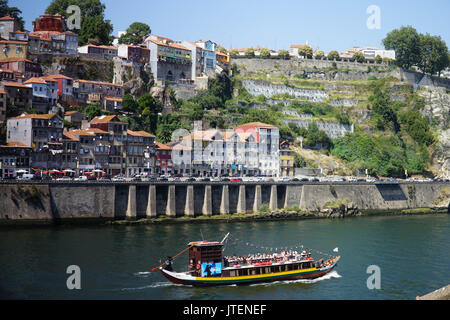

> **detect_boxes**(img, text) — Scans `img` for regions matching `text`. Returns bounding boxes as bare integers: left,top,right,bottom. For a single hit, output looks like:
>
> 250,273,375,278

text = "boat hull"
160,256,340,287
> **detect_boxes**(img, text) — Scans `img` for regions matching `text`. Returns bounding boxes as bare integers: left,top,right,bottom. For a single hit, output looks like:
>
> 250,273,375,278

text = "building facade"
145,35,192,82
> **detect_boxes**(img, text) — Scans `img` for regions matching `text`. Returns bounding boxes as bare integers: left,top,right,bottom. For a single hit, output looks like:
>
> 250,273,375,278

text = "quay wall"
0,182,448,224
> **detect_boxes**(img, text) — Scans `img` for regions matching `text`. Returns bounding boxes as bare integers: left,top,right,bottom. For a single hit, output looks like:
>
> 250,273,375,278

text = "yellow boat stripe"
196,267,319,281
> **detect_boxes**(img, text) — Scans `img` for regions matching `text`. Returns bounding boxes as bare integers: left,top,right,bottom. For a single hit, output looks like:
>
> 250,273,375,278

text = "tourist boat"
152,235,340,287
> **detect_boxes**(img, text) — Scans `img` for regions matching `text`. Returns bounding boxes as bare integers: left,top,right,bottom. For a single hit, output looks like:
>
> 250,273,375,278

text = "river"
0,214,448,300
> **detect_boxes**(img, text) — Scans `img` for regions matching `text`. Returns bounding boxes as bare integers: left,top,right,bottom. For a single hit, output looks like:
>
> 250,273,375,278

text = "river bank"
1,206,447,228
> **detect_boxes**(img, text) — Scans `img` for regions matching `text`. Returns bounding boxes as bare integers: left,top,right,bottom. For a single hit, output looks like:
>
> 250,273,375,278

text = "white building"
173,122,280,177
341,46,395,60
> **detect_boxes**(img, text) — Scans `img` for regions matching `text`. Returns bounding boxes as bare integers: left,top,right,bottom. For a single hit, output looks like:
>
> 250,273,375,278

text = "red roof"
41,74,73,81
0,16,15,21
127,130,155,137
0,141,31,148
90,115,123,124
10,113,56,120
155,142,171,150
0,57,36,64
2,81,31,89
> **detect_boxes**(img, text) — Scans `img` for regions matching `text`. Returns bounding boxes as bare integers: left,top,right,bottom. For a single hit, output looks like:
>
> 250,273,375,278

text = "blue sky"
9,0,450,52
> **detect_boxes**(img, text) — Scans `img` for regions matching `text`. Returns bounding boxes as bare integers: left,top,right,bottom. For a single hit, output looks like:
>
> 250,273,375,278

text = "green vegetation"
331,79,433,177
46,0,113,45
0,0,24,30
297,45,313,58
352,52,366,63
324,198,350,209
84,103,103,120
383,26,449,75
277,50,290,60
244,47,255,58
259,48,271,58
118,22,151,45
327,51,340,61
314,50,324,59
258,204,270,213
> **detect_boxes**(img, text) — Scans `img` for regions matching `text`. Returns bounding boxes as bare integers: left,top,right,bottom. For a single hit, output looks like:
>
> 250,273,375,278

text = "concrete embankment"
0,182,448,226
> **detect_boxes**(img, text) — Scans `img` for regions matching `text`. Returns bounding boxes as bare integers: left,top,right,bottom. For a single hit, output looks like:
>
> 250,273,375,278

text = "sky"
9,0,450,53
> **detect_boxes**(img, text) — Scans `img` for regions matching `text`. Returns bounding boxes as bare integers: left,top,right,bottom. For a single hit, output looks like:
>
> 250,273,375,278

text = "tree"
278,50,290,60
314,50,324,59
417,33,449,76
244,47,255,58
186,102,204,121
374,55,383,64
121,94,138,113
217,46,227,54
368,80,399,133
298,45,313,58
0,0,24,30
294,153,306,168
382,26,421,69
156,114,181,144
84,103,102,120
229,49,239,58
118,22,151,45
137,93,162,115
352,51,366,63
327,50,340,61
259,48,271,59
46,0,113,45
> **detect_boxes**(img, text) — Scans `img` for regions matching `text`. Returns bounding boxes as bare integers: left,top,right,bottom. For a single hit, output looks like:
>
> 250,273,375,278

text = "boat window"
271,266,277,273
230,270,236,277
280,265,286,272
293,264,298,270
265,267,271,274
239,269,248,276
250,269,256,275
255,268,261,275
287,264,293,271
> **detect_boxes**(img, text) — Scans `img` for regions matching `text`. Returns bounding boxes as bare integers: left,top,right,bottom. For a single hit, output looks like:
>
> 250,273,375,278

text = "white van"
17,174,34,180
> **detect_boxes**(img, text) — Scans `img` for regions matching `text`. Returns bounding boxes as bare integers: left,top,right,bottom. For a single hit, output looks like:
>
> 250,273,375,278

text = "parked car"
87,176,97,181
230,178,242,182
185,177,196,182
56,176,73,181
98,177,111,182
17,174,34,181
74,176,88,181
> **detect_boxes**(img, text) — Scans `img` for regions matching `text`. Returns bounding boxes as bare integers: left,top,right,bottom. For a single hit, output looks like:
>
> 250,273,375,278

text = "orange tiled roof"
24,77,47,85
41,74,73,81
0,57,35,64
155,142,171,150
104,97,122,102
90,115,123,124
64,111,80,115
127,130,155,137
10,113,56,120
1,141,31,148
63,132,79,141
85,128,109,135
2,81,32,89
0,16,14,21
0,40,27,45
235,122,277,129
77,79,122,87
